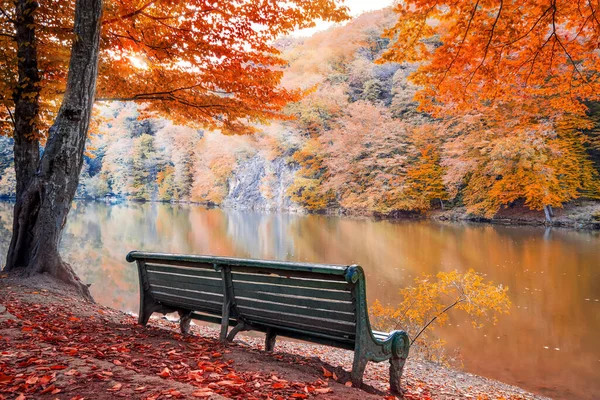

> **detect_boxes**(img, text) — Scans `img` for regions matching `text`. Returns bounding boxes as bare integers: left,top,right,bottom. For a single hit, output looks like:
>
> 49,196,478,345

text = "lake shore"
0,276,547,400
2,196,599,229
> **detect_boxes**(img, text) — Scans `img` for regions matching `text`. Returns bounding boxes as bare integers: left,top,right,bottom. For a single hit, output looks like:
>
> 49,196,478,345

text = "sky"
292,0,394,37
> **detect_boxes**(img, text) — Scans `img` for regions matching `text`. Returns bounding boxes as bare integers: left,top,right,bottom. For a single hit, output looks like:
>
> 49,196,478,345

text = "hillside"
0,9,599,225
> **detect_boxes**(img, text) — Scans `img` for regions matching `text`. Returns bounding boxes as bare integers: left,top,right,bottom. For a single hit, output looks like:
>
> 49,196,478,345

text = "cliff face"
222,155,300,212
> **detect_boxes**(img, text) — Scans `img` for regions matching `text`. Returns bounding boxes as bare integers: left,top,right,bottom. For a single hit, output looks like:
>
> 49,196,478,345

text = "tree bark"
543,204,554,223
6,0,42,270
4,0,103,300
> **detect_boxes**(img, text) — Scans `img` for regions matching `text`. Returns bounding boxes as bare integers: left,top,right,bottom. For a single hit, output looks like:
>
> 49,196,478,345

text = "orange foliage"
0,0,350,137
370,270,511,363
380,0,600,215
320,101,407,213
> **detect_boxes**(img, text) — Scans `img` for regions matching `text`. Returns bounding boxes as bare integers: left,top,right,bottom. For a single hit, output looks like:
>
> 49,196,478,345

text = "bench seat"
127,251,409,393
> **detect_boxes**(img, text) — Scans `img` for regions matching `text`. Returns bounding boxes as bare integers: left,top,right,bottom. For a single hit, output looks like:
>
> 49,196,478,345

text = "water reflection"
0,201,598,399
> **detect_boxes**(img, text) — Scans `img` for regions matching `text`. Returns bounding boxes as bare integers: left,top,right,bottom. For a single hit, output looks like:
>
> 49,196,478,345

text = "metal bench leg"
138,291,161,326
389,355,406,394
226,321,247,342
265,328,277,352
178,310,193,334
350,352,368,388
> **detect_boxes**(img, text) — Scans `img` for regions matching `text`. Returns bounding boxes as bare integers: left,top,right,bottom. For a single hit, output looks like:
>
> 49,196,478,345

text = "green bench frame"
126,251,409,392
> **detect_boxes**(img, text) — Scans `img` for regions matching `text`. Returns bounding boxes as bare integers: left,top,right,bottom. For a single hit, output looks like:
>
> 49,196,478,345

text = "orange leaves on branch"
378,0,600,216
370,269,511,363
1,0,351,138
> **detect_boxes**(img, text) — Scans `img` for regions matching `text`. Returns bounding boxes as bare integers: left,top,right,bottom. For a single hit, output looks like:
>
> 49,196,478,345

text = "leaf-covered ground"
0,279,546,400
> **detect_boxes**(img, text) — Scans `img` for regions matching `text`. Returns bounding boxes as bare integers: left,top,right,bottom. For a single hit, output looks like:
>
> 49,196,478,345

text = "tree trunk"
543,205,554,224
6,0,42,270
4,0,103,300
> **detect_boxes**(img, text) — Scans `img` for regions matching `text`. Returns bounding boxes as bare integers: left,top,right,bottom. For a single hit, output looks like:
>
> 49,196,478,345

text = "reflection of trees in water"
0,202,13,267
223,210,298,260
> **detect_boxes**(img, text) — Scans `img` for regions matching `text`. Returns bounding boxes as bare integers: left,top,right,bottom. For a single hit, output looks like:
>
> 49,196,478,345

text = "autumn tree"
370,270,511,363
320,101,407,213
380,0,600,220
0,0,349,296
402,127,448,212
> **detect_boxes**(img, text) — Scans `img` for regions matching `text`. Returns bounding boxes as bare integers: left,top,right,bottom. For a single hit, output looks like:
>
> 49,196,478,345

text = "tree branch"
410,297,465,346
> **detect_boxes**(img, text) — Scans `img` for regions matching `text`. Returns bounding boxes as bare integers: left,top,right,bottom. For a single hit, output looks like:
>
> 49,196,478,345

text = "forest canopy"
0,5,599,221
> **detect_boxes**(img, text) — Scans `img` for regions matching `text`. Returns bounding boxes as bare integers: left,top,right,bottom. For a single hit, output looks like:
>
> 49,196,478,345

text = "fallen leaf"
321,366,332,378
40,384,57,394
192,389,214,398
158,367,171,378
108,383,122,392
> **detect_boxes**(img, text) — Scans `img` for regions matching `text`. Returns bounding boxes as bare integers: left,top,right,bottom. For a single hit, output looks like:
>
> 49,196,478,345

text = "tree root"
53,260,94,302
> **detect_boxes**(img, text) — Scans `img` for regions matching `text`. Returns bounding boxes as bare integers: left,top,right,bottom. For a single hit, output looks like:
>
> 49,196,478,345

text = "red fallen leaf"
314,387,332,394
332,372,338,381
64,369,80,376
69,317,80,322
39,375,53,384
272,382,287,389
21,327,33,332
321,367,332,378
167,389,183,398
0,372,13,383
108,383,122,392
15,394,25,400
113,360,122,366
192,388,214,398
40,384,57,394
25,376,38,385
211,352,222,358
50,365,67,370
344,381,352,387
134,386,147,392
291,394,308,399
158,367,171,378
51,387,61,394
215,380,238,386
101,371,113,377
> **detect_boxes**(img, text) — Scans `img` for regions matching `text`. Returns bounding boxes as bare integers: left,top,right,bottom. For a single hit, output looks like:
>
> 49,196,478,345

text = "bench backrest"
128,252,360,345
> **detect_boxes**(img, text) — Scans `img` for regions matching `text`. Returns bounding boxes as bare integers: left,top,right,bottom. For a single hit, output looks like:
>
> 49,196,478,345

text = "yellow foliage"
370,270,511,363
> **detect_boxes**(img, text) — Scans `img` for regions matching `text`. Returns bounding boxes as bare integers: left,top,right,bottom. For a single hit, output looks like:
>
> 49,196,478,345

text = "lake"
0,201,598,399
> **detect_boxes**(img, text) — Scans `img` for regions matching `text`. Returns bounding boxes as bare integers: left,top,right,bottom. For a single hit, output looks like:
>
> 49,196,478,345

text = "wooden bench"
126,251,410,392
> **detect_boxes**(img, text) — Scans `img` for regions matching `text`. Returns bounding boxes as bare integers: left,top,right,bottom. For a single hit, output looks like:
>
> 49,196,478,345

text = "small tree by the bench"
370,269,511,365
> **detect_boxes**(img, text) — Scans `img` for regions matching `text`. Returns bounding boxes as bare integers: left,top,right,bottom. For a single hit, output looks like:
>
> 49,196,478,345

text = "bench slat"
237,304,355,334
146,263,221,279
148,276,223,295
152,286,222,304
232,272,350,291
235,298,356,323
144,259,218,270
234,289,355,313
147,270,223,289
232,281,352,302
231,265,347,282
153,292,222,312
237,308,356,338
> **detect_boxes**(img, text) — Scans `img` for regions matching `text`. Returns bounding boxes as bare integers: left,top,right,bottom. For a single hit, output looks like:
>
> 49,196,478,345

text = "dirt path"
0,278,547,399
